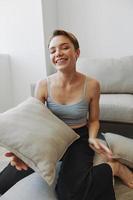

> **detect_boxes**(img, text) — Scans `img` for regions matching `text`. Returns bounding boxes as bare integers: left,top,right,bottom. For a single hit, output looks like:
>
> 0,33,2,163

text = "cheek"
50,55,54,63
70,53,77,62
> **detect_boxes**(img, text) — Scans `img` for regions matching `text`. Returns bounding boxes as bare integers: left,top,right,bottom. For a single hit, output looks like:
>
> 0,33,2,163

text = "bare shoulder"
86,76,100,97
89,77,100,90
34,79,48,102
36,79,47,88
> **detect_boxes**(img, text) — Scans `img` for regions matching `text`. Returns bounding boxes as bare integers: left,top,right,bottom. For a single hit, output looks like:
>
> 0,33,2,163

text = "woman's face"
48,35,80,71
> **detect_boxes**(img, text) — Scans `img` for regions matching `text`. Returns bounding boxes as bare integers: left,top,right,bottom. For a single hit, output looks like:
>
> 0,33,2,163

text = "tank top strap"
83,76,88,98
46,77,51,97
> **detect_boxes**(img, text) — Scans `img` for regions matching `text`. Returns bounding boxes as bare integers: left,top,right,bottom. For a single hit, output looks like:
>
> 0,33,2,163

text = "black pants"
0,126,116,199
56,126,116,200
0,163,34,195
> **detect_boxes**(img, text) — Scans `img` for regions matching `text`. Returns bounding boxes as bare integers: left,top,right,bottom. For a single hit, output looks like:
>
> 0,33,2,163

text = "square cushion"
0,97,79,185
102,133,133,168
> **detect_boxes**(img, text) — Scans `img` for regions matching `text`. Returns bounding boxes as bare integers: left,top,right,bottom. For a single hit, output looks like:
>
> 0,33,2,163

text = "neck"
56,70,77,86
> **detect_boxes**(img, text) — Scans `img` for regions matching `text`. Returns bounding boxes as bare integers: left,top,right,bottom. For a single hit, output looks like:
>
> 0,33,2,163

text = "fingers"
10,159,28,171
89,144,97,152
97,143,113,159
20,163,28,170
89,139,113,160
89,138,100,150
4,152,14,157
10,161,25,171
5,152,28,171
99,143,113,155
89,139,104,152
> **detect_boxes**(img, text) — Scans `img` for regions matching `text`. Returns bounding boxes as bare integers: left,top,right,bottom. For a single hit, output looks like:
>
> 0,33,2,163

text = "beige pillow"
102,133,133,168
93,139,107,166
0,97,79,185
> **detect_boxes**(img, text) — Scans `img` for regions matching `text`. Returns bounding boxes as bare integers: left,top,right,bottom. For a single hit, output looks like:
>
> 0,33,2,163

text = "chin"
55,64,68,70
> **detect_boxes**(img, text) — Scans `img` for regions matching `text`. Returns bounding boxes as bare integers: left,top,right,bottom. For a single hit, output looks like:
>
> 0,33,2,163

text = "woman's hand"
5,152,28,171
88,138,113,161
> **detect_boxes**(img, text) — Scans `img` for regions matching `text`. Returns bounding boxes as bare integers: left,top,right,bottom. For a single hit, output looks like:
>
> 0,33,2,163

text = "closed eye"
62,45,70,50
49,49,55,54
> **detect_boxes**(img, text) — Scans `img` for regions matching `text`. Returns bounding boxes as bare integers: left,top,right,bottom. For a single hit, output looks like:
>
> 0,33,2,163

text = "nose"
55,48,63,57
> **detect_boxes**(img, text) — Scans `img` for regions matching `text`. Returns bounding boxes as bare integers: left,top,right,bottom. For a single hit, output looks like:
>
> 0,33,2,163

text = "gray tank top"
46,77,89,126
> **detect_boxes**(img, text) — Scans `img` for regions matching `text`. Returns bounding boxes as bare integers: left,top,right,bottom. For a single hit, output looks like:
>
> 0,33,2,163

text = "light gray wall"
0,55,13,112
57,0,133,58
41,0,133,75
42,0,58,75
0,0,47,107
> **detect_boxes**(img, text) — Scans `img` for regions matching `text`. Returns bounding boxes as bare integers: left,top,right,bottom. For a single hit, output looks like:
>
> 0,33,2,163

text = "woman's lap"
55,126,116,200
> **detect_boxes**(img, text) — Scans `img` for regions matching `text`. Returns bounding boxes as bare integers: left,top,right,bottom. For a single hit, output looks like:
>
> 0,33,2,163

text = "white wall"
0,54,13,112
0,0,46,106
57,0,133,58
42,0,58,75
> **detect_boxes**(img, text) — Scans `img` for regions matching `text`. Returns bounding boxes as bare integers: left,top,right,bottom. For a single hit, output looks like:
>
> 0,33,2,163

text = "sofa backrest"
77,55,133,94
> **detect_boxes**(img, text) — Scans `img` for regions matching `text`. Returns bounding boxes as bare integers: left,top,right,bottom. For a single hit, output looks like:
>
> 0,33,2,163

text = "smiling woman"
48,31,80,73
0,30,133,200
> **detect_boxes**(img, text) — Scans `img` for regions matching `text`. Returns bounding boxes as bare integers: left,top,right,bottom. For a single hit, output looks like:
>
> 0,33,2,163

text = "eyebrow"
49,42,69,50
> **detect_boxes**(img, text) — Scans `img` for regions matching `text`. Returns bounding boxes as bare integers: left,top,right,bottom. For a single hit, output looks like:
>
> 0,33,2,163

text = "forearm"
88,120,100,139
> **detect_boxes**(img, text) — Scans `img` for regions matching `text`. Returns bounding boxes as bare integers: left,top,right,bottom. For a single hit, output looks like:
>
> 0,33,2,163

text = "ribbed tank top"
46,77,89,126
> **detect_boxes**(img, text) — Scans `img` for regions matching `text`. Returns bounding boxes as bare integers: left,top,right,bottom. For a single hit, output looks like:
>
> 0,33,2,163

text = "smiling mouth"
56,58,68,64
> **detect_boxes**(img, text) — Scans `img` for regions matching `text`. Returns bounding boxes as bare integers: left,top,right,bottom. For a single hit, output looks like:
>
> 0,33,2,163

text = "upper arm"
34,79,47,103
88,80,100,122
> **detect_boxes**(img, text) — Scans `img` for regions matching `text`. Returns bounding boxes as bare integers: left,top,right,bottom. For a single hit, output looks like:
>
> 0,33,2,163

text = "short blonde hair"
48,29,80,50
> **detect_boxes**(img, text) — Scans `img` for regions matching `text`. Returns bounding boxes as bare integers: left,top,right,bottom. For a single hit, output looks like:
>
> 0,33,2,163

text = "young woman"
0,30,133,199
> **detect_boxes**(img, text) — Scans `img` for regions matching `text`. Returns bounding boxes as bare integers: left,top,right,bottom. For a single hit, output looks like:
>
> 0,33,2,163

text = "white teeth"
56,58,66,63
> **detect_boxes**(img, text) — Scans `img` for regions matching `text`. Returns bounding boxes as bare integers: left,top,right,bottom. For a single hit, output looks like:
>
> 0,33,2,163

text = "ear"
75,48,80,60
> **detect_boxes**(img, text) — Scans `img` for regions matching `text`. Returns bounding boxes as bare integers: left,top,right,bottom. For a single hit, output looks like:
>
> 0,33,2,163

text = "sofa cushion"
100,94,133,123
0,97,79,185
77,56,133,93
103,133,133,168
0,166,60,200
1,158,133,200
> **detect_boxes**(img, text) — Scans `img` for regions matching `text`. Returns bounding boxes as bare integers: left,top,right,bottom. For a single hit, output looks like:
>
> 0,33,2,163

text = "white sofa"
0,55,133,199
77,55,133,138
